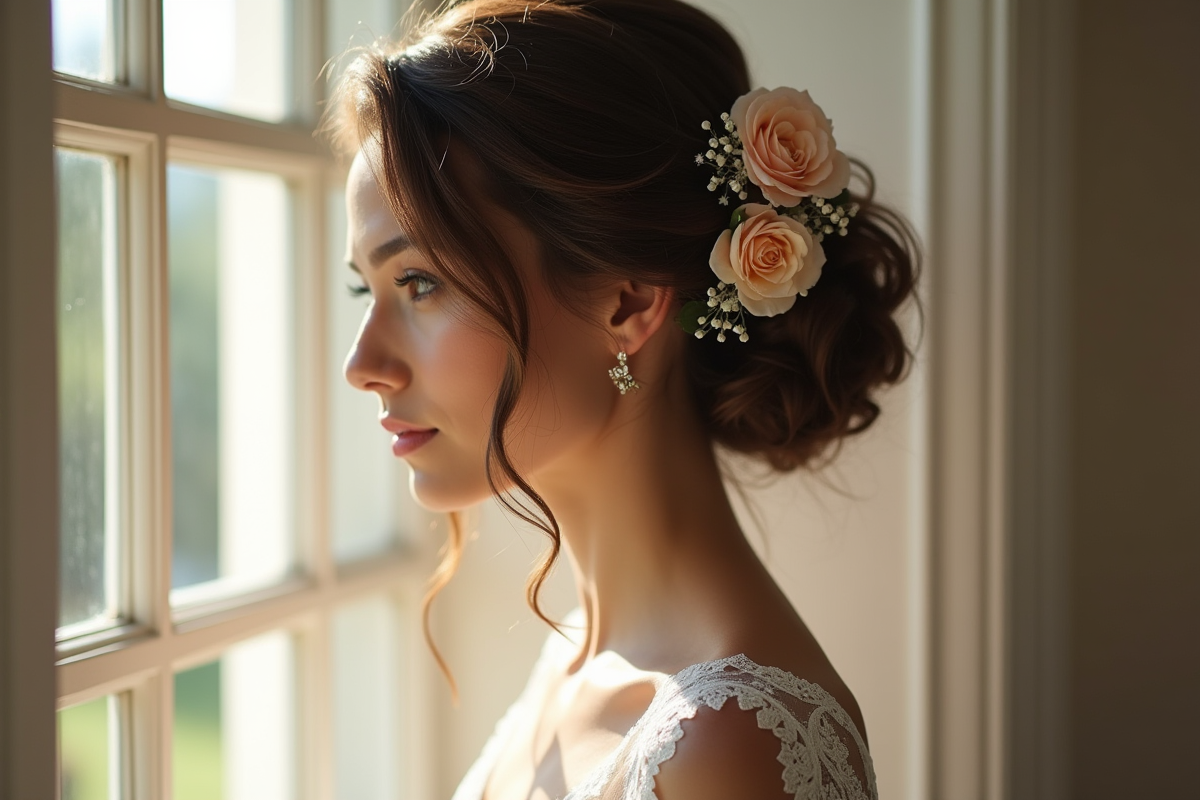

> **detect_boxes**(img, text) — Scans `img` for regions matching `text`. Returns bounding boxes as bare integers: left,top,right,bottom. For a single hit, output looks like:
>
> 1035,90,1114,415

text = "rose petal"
808,149,851,198
739,291,797,317
708,228,738,285
729,86,850,206
790,240,825,295
730,87,768,133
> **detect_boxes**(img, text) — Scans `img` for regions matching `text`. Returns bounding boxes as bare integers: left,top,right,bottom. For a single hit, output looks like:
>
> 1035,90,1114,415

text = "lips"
380,416,438,458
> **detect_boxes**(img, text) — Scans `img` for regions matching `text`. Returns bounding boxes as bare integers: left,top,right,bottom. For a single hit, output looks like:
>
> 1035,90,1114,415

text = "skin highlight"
343,147,866,799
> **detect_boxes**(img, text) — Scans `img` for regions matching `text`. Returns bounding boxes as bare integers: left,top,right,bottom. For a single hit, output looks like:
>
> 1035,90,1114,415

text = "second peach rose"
709,204,825,317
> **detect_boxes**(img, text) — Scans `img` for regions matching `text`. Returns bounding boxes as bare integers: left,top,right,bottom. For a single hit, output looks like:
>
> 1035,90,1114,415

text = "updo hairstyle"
326,0,919,674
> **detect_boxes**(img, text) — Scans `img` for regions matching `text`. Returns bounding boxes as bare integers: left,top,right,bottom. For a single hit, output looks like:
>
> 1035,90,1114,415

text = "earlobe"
609,282,675,356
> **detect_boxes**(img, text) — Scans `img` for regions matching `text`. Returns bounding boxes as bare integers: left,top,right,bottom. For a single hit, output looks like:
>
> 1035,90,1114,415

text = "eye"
393,270,439,300
346,282,371,299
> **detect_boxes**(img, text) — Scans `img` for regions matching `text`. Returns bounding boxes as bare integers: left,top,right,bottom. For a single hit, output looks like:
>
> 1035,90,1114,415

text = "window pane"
325,0,405,62
163,0,291,122
59,694,117,800
332,596,403,800
52,0,118,82
169,163,295,602
56,148,121,633
174,631,296,800
326,187,408,562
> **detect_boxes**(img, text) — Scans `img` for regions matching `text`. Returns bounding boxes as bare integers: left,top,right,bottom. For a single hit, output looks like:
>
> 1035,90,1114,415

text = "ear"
607,281,675,356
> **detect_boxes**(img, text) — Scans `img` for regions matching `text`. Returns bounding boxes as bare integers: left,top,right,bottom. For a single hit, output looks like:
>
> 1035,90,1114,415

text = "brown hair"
326,0,919,682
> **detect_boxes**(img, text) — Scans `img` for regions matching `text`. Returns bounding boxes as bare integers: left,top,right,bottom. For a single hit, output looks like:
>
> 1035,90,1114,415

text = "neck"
526,364,766,669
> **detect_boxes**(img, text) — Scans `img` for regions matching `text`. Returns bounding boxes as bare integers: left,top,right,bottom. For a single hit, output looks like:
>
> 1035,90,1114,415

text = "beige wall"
1067,1,1200,796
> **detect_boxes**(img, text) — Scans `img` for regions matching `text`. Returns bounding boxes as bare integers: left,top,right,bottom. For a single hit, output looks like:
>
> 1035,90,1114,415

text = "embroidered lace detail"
621,654,876,800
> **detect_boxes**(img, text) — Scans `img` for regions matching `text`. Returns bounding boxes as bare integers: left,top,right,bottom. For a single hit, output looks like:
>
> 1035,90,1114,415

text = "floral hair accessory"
680,87,857,342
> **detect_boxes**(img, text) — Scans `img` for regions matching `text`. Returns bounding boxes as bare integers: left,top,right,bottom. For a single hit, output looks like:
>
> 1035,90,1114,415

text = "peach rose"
709,204,825,317
732,86,851,207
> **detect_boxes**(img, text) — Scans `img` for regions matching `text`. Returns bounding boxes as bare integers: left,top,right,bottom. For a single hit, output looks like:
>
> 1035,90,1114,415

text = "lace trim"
623,654,877,800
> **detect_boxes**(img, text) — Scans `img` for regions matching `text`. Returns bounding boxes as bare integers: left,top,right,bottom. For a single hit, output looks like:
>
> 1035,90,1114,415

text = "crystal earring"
608,351,640,395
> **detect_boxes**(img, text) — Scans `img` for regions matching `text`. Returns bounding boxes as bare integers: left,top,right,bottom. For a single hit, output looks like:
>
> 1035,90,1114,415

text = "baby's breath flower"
687,88,862,345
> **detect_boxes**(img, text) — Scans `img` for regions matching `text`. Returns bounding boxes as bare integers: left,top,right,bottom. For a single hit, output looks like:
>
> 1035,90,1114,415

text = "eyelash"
393,271,439,300
345,271,440,300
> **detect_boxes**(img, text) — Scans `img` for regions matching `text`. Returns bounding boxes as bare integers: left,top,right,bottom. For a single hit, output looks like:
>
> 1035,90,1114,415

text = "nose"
343,305,411,395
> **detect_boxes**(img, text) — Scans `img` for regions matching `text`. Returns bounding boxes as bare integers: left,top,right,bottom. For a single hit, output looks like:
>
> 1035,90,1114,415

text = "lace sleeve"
620,655,877,800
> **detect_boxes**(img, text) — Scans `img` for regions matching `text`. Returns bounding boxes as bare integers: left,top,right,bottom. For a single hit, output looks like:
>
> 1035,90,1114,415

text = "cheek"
425,320,508,430
507,300,613,474
401,296,612,510
404,314,508,512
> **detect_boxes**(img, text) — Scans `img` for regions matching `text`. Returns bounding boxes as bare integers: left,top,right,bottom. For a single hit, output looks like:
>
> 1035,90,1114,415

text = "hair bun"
689,170,920,471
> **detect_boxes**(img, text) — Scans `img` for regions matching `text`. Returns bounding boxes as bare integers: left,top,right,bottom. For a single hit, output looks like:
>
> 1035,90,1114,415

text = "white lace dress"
450,617,878,800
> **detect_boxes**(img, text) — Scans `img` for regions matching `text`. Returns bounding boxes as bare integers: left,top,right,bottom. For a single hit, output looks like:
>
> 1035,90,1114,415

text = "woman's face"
343,150,618,511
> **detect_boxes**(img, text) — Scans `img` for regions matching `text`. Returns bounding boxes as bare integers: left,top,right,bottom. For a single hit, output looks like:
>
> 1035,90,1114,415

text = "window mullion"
148,0,163,105
300,171,335,591
396,582,436,800
293,0,322,127
153,663,174,800
302,611,334,800
151,134,170,635
115,124,166,642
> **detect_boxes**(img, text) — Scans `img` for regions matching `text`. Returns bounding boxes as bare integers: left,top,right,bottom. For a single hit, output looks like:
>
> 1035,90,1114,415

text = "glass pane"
53,0,118,82
326,187,408,562
59,695,116,800
169,163,295,602
56,148,121,632
174,631,296,800
332,596,403,800
163,0,291,122
326,0,404,62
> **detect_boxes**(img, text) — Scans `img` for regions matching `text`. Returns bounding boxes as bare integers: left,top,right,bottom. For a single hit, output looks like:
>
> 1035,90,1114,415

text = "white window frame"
2,0,438,798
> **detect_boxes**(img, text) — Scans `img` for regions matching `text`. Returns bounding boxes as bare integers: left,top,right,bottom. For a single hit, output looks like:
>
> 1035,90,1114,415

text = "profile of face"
342,149,624,511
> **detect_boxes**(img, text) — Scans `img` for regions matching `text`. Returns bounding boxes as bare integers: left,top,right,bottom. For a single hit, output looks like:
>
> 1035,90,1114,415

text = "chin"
406,466,495,513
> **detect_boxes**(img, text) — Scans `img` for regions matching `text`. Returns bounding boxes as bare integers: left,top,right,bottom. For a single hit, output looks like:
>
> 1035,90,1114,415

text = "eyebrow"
348,234,413,273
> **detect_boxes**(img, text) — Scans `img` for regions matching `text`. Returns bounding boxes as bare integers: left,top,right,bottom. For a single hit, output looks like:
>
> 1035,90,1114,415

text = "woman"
328,0,917,797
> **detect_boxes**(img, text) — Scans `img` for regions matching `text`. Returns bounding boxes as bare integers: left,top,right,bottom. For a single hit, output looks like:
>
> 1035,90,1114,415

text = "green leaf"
729,207,748,230
676,300,709,334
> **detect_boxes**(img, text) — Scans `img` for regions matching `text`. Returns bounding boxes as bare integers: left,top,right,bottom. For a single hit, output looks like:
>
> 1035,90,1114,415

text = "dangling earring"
608,351,640,395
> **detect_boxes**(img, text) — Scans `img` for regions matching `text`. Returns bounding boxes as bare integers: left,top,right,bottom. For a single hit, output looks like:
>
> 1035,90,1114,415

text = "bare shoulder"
725,613,871,749
650,700,796,800
647,671,876,800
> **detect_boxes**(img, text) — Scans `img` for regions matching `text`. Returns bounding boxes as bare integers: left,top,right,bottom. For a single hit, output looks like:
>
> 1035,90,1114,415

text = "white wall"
429,2,931,799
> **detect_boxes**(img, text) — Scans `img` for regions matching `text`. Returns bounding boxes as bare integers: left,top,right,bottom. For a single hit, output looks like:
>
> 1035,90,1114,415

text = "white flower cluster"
694,113,750,207
693,282,750,343
789,193,858,242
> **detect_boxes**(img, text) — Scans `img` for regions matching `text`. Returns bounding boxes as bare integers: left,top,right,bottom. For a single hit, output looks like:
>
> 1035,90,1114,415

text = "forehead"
347,150,381,210
346,149,402,255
